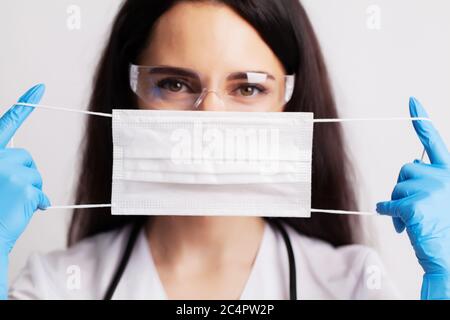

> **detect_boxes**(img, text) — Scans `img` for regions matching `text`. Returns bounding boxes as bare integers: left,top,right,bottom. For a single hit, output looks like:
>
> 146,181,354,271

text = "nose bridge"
194,88,225,111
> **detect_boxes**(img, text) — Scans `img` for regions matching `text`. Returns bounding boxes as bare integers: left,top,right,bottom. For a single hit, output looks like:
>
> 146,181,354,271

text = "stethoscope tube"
103,221,142,300
267,218,297,300
104,219,297,300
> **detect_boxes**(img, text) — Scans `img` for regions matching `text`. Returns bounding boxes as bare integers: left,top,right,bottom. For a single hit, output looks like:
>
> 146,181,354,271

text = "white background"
0,0,449,299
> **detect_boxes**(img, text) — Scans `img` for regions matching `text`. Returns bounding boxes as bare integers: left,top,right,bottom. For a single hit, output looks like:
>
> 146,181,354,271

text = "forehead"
139,1,285,76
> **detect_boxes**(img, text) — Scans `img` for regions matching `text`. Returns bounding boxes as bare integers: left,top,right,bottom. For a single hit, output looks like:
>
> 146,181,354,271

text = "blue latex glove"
0,84,51,300
377,97,450,300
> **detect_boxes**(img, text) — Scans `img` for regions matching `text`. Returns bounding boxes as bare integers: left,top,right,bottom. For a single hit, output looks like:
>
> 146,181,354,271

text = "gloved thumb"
38,191,51,211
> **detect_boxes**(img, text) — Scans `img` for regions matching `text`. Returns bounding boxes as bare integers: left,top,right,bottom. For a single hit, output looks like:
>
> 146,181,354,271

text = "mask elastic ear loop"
420,148,427,162
310,208,375,215
14,103,431,122
46,204,112,210
14,102,113,118
7,137,14,148
312,117,431,123
45,205,376,215
11,102,114,211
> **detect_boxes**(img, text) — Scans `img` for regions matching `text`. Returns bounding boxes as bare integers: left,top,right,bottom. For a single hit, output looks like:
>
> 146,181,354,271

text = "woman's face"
136,1,288,112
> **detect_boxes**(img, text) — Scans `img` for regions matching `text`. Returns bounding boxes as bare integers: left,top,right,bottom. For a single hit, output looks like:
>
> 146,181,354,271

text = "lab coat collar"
111,221,287,299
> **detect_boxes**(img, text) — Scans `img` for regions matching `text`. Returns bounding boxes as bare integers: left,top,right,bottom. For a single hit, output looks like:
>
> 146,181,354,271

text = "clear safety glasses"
129,64,295,111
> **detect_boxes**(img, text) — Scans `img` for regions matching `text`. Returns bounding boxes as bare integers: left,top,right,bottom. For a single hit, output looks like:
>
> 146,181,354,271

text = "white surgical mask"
18,102,430,216
111,109,314,217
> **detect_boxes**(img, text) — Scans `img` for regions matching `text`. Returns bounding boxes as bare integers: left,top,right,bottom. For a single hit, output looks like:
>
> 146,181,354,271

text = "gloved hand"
377,97,450,300
0,84,51,300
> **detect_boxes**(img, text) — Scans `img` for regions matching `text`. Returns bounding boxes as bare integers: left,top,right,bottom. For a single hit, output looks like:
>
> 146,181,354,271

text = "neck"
146,216,265,265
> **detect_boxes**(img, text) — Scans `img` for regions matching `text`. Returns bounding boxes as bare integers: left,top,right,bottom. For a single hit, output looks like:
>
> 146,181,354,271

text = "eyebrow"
147,65,275,81
149,66,199,78
227,71,275,81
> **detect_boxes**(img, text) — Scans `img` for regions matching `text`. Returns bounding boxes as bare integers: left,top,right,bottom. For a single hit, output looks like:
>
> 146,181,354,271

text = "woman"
1,0,449,300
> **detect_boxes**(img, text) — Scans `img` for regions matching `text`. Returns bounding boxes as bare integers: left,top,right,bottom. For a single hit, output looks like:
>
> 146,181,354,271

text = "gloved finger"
16,166,44,189
376,199,399,216
37,189,51,211
0,84,45,149
391,179,426,200
392,217,406,233
392,166,428,233
396,161,437,182
28,187,51,213
409,97,450,166
0,148,37,168
377,193,429,226
376,197,411,218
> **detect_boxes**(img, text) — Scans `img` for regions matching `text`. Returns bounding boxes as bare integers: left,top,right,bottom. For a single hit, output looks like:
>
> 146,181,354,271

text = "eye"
157,78,191,93
235,84,267,97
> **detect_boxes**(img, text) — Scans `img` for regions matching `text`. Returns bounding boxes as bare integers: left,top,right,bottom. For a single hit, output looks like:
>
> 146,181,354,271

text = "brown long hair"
69,0,361,247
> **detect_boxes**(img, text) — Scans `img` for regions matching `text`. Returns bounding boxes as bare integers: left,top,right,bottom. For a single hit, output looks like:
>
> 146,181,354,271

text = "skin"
138,1,288,299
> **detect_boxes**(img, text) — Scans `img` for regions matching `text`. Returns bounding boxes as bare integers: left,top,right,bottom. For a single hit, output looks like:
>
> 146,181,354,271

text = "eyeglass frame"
129,63,296,110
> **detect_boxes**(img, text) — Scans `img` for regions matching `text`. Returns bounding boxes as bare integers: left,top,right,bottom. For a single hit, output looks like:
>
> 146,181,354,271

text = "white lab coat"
8,222,401,299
